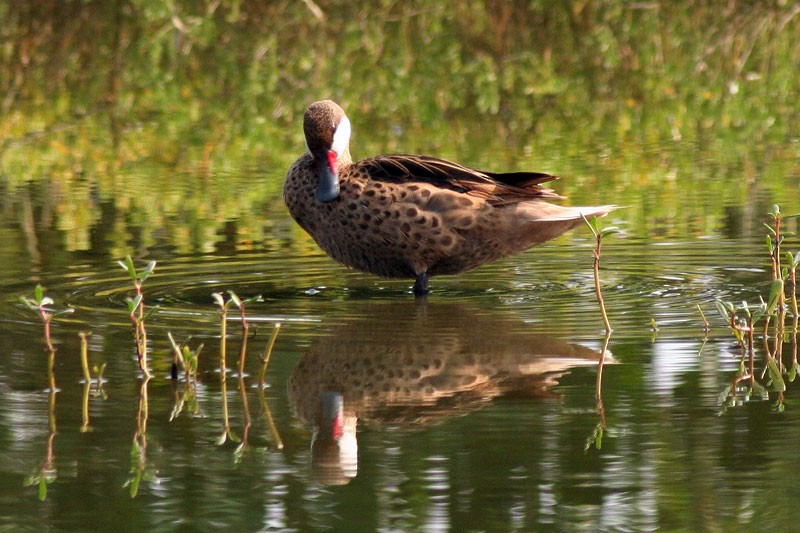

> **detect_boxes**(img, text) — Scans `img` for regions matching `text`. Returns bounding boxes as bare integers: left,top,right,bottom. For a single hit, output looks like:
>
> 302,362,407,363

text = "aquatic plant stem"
219,305,228,376
237,304,249,377
136,284,151,378
47,347,57,392
593,234,613,333
42,315,54,352
582,215,617,334
79,332,92,383
790,263,799,323
118,257,155,378
258,323,282,389
80,381,91,433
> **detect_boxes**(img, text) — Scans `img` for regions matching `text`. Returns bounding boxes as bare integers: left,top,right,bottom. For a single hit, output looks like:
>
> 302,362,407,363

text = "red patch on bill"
326,150,338,175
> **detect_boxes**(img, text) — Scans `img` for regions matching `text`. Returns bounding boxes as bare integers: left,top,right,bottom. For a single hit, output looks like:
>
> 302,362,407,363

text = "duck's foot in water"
413,272,430,296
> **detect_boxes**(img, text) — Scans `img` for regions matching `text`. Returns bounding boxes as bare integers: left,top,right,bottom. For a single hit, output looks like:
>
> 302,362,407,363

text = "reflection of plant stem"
596,330,612,404
41,390,58,499
235,376,251,459
257,383,284,450
79,331,92,383
697,304,710,336
47,387,56,458
80,381,91,433
792,314,799,376
137,377,150,439
216,374,240,446
26,388,58,500
237,304,249,377
128,377,151,498
587,331,612,450
258,323,282,389
221,376,231,434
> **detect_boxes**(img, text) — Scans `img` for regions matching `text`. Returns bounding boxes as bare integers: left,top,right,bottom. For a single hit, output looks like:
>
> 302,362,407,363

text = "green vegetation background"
1,1,798,256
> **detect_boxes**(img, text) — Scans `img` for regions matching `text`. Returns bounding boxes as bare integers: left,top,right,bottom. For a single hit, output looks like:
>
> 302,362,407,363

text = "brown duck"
284,100,614,295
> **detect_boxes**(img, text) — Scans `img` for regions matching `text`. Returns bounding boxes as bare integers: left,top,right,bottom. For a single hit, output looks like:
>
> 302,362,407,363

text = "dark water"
2,210,800,531
3,2,800,531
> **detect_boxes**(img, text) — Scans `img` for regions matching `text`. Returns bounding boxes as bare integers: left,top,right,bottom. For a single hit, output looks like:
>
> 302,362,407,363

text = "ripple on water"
0,237,771,343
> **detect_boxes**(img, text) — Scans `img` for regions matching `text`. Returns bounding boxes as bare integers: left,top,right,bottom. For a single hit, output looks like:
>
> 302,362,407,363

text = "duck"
284,100,614,295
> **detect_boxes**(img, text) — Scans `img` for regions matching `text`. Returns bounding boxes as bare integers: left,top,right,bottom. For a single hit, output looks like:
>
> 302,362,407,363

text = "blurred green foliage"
0,0,798,257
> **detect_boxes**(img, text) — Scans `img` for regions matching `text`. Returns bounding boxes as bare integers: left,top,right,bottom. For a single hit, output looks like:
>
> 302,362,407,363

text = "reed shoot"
582,215,619,333
118,256,156,378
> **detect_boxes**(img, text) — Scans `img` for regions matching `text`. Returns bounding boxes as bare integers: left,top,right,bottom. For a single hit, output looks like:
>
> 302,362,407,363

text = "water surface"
2,2,800,531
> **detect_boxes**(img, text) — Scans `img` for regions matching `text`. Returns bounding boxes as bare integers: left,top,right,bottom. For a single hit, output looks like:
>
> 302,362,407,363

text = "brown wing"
354,154,563,203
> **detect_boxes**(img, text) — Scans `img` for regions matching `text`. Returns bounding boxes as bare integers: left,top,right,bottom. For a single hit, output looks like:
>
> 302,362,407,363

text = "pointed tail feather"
523,202,617,222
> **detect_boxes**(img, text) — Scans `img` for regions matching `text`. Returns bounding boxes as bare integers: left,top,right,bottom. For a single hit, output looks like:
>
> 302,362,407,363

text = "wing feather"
354,154,563,203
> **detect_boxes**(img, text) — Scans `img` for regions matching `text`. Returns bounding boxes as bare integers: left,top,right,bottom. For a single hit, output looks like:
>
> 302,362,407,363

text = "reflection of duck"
288,302,609,484
283,100,614,295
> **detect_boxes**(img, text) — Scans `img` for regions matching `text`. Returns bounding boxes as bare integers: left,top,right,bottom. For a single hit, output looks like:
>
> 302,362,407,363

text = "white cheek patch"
331,115,351,156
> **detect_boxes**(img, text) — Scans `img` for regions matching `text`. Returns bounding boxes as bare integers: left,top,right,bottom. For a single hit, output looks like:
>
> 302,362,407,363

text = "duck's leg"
413,271,429,296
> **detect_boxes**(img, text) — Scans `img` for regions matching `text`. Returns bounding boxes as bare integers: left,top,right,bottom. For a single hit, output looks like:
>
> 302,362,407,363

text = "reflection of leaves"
584,423,604,452
124,439,156,499
4,3,800,256
24,463,57,501
789,363,800,383
170,384,203,421
234,442,248,464
765,358,786,393
216,430,241,447
718,379,771,412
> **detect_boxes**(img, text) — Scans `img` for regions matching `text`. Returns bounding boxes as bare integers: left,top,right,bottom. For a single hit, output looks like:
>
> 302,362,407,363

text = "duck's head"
303,100,352,203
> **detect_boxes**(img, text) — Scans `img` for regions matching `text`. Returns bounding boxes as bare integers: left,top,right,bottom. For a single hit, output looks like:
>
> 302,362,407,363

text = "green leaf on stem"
125,294,143,314
766,279,784,315
211,292,225,307
139,261,157,282
227,290,242,308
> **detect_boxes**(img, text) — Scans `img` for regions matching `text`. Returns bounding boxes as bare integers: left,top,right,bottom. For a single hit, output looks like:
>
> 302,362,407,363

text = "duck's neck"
338,146,352,166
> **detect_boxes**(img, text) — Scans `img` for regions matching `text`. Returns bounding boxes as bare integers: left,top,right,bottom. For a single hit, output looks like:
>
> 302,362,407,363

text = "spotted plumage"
284,100,614,295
